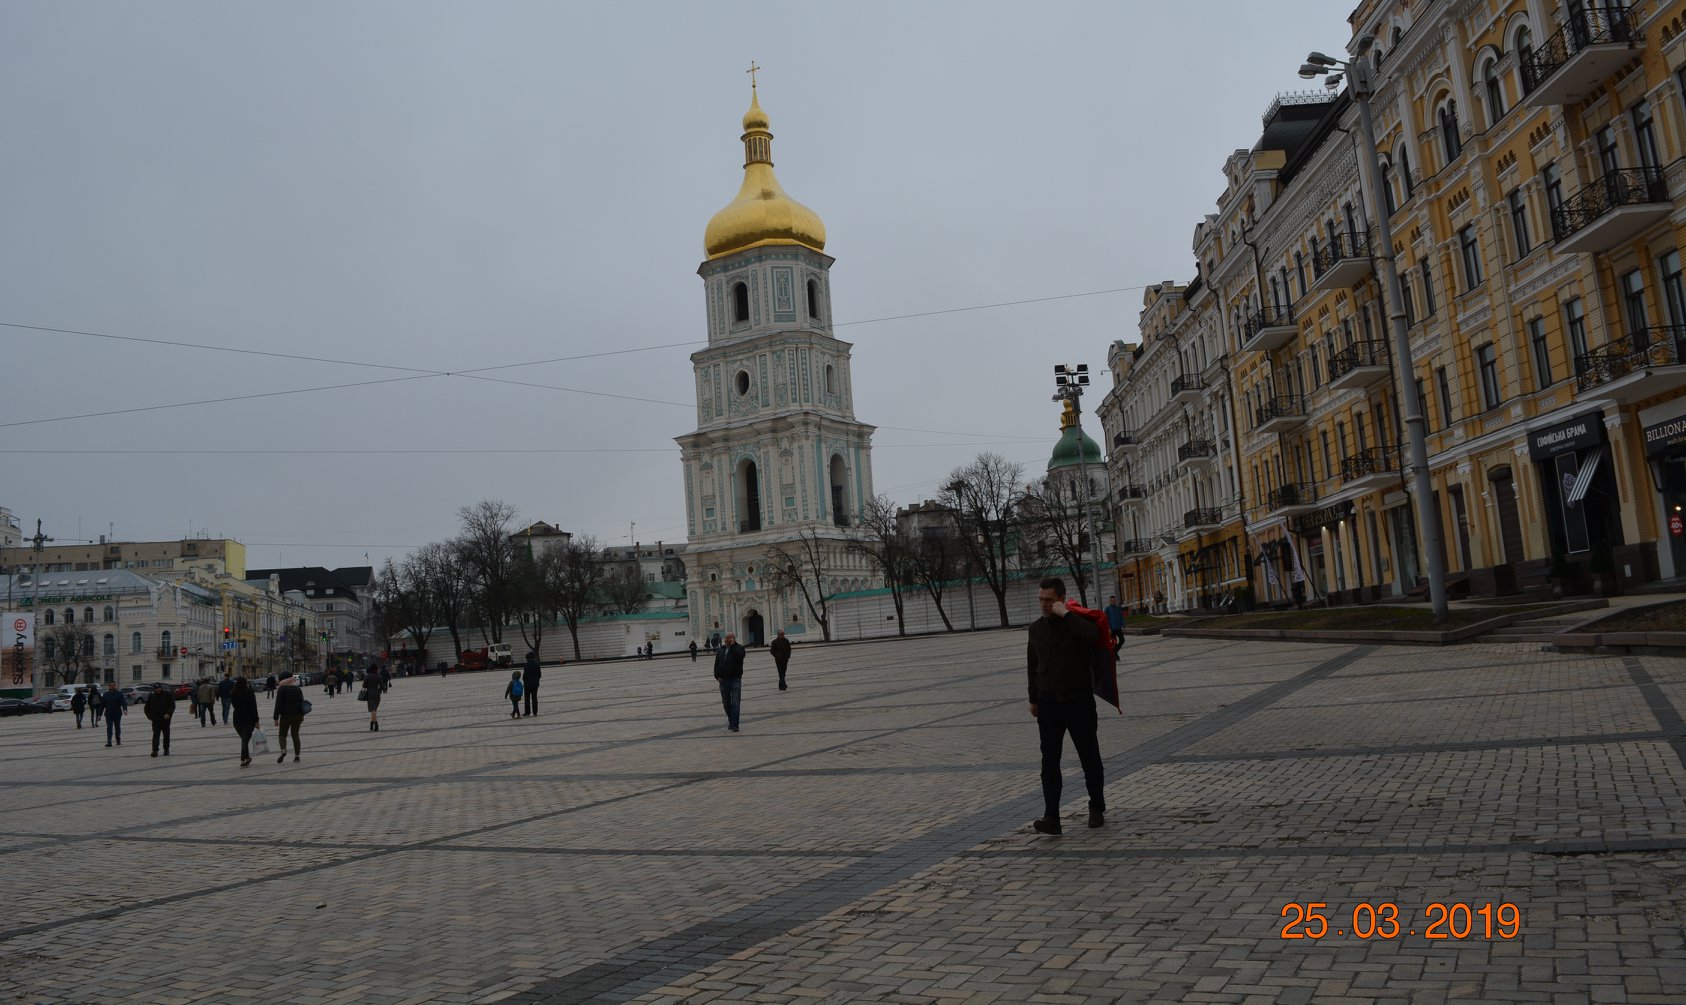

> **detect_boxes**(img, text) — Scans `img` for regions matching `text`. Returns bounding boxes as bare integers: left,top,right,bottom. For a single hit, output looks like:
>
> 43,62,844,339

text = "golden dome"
704,90,827,260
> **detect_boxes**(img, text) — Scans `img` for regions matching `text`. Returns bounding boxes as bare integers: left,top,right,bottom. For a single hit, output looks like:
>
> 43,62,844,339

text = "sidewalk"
0,631,1682,1003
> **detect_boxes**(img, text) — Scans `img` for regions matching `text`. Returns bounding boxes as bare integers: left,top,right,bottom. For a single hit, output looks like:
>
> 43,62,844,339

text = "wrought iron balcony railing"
1521,4,1638,94
1549,167,1668,242
1183,507,1223,529
1341,447,1397,482
1118,538,1153,556
1115,485,1146,501
1111,430,1135,448
1254,395,1305,427
1328,340,1390,380
1310,231,1372,279
1266,483,1317,510
1177,439,1216,461
1574,326,1686,392
1170,373,1208,396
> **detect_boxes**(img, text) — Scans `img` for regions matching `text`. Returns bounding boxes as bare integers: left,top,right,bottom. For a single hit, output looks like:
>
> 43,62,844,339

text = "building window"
807,279,821,319
103,605,114,622
1596,126,1620,176
1563,296,1588,373
1415,377,1429,427
1420,259,1436,315
43,637,55,660
1660,250,1686,328
1475,344,1501,410
1632,100,1661,171
130,631,142,654
1482,59,1504,123
732,282,750,323
64,607,74,625
1436,366,1455,427
43,608,54,626
1381,163,1398,215
1400,147,1415,197
1508,189,1531,259
161,630,172,652
1439,101,1462,163
1542,163,1563,234
1515,27,1534,89
1399,271,1416,327
1458,226,1483,291
1529,317,1553,388
83,606,93,623
1621,268,1648,337
1295,251,1307,297
84,636,95,657
103,634,115,656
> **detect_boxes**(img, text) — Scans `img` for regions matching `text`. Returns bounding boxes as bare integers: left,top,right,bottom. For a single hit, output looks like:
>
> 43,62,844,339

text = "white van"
487,643,514,667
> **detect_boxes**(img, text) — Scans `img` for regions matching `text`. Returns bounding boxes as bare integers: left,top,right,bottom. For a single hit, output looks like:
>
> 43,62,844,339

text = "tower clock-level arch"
676,78,880,644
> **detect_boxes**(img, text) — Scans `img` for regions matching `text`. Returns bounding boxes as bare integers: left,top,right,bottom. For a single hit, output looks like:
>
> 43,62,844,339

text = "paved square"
2,633,1684,1004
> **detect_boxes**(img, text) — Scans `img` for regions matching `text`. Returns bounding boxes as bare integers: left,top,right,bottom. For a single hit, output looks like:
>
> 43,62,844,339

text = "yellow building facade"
1109,0,1686,610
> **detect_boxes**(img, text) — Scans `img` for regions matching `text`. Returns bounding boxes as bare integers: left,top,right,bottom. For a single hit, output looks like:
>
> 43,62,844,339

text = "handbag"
301,699,313,716
250,728,270,754
357,688,369,702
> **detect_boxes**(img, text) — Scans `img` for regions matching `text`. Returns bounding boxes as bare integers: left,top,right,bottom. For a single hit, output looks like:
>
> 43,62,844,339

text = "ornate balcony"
1182,507,1224,532
1118,538,1154,557
1265,482,1318,516
1116,485,1148,509
1327,339,1391,391
1310,231,1373,292
1177,439,1217,469
1341,447,1399,493
1240,307,1297,354
1254,395,1306,434
1170,373,1208,404
1573,327,1686,403
1550,168,1669,254
1521,5,1641,108
1111,430,1138,456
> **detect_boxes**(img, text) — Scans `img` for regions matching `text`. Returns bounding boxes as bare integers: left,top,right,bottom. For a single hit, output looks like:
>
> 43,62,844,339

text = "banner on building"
6,613,35,688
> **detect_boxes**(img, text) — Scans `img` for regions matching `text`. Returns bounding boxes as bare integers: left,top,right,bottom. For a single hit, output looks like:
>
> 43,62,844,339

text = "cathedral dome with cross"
703,66,827,260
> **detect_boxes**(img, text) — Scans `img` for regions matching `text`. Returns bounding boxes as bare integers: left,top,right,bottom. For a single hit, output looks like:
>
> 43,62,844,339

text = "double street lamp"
1298,46,1450,623
1053,363,1107,606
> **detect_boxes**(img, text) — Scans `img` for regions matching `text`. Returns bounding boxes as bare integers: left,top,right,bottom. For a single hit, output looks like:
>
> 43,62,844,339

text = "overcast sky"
1,0,1355,570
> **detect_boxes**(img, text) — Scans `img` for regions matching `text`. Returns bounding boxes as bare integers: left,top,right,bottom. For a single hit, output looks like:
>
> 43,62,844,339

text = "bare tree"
765,528,837,642
42,625,94,687
542,535,608,661
905,523,961,632
377,555,439,666
941,453,1024,627
414,541,469,662
514,547,579,656
454,500,524,646
602,565,647,614
1019,479,1095,606
849,495,912,636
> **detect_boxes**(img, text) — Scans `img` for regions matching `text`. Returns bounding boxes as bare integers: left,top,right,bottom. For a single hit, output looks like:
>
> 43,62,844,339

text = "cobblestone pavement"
2,632,1684,1004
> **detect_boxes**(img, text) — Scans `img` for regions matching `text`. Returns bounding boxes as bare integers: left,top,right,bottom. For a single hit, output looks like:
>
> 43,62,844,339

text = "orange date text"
1278,902,1521,940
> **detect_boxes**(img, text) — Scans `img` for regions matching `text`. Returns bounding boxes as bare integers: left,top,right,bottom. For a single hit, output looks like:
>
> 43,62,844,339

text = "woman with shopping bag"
230,677,261,767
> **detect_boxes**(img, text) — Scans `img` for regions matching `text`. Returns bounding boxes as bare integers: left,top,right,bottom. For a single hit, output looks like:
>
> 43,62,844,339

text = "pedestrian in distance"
265,674,277,699
272,673,305,763
100,682,127,747
1026,577,1106,836
380,664,392,693
70,687,87,729
90,686,103,725
770,629,793,691
360,669,381,731
712,632,745,732
1103,594,1126,649
521,651,541,717
688,640,698,662
231,677,259,767
144,683,176,757
503,670,523,719
195,679,216,727
217,670,235,725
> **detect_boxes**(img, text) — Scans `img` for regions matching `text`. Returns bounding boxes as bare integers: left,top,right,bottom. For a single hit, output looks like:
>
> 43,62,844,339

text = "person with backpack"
503,670,523,719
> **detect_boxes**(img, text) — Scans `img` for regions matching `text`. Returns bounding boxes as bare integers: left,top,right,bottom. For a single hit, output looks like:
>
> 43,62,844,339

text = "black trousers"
150,717,171,754
775,659,789,686
523,685,538,716
1036,695,1104,820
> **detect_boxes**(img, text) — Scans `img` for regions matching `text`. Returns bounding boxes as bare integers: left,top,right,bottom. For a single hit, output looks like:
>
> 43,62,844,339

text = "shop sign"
1291,500,1355,534
1529,409,1605,460
1643,414,1686,457
14,593,114,606
1671,513,1684,537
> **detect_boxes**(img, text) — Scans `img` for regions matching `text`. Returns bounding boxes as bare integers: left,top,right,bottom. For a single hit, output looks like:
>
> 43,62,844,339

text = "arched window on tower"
807,279,820,319
735,458,762,533
1439,101,1462,163
824,364,836,395
829,455,849,527
732,282,750,323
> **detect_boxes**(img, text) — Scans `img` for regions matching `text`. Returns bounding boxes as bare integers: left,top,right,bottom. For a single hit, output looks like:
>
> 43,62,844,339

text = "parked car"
0,698,33,717
117,687,144,707
24,695,58,713
49,695,73,711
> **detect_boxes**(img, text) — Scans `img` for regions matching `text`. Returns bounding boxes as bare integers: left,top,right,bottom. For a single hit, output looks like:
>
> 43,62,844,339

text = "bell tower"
676,79,878,646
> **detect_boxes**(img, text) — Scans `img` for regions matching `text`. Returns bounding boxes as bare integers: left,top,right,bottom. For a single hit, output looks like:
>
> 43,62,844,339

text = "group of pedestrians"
502,651,542,718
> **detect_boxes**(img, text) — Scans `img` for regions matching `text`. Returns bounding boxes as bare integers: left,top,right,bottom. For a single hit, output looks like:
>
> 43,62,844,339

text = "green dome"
1047,423,1103,471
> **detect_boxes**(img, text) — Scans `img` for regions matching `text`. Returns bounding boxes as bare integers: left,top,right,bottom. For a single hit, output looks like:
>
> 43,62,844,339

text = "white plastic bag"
250,728,271,755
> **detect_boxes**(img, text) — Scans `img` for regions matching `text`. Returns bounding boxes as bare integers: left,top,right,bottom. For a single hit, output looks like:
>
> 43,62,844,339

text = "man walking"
1026,577,1106,835
1103,594,1126,649
144,683,176,757
70,687,88,729
521,651,542,717
196,679,216,727
712,632,745,732
217,670,235,725
100,682,127,747
769,630,793,690
688,640,698,662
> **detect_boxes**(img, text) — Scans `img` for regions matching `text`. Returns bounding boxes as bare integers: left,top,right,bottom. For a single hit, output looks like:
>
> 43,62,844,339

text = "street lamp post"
1052,364,1107,607
1298,47,1449,623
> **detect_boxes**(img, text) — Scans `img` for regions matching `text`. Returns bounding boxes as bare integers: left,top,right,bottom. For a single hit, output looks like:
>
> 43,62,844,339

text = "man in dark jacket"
144,685,176,756
769,630,793,690
1025,577,1105,835
217,670,235,725
195,679,216,727
100,683,127,747
712,632,746,732
272,674,306,763
70,687,88,728
521,652,542,717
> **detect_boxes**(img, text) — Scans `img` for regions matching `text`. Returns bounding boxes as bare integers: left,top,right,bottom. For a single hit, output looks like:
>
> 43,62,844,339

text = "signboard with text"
6,613,36,688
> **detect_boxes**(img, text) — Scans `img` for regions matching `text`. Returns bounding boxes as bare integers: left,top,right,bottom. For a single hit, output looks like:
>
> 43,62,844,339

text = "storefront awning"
1566,448,1604,506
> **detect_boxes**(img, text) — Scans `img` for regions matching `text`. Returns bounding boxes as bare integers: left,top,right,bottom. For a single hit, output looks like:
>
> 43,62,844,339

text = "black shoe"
729,726,739,732
163,750,169,756
106,742,113,748
277,751,287,764
779,684,787,690
1032,817,1062,835
1088,809,1104,829
293,755,299,762
151,751,158,757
